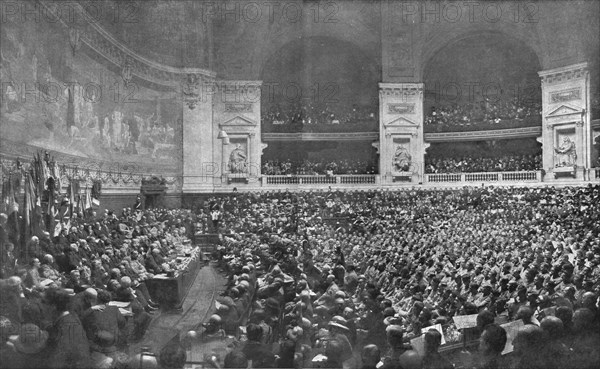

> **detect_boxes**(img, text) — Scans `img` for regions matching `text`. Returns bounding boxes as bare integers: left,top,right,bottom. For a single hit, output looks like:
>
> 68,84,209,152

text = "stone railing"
263,174,377,186
595,168,600,179
425,171,541,184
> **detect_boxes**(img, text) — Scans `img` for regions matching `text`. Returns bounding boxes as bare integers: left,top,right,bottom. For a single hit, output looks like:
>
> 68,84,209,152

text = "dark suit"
115,286,151,340
82,305,127,352
145,255,162,274
48,313,90,369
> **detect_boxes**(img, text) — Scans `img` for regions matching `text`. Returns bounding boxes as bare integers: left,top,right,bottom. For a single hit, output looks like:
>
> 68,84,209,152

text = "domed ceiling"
80,0,211,68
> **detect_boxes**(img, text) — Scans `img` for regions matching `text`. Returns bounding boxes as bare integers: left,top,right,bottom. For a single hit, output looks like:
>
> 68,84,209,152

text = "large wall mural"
0,19,182,173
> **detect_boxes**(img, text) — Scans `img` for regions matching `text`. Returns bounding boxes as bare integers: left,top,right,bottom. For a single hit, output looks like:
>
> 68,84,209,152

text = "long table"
145,249,203,311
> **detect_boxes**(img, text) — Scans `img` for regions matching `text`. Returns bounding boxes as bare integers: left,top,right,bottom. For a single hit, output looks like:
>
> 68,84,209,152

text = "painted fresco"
0,19,182,167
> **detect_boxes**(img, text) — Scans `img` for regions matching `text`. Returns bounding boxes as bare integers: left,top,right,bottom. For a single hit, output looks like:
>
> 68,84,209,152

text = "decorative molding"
182,74,202,109
371,141,380,154
384,116,419,127
550,88,582,104
39,1,216,88
538,62,588,85
262,132,379,141
225,103,253,113
379,83,424,98
387,103,415,115
545,104,583,118
219,116,257,127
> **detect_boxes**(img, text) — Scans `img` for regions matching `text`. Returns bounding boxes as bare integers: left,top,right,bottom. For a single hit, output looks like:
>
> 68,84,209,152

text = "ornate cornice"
40,1,216,88
538,62,588,85
379,83,424,98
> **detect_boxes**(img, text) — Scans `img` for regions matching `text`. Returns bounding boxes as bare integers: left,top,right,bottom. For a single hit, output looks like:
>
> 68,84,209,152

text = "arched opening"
260,36,380,175
423,32,542,132
423,32,543,174
260,36,379,131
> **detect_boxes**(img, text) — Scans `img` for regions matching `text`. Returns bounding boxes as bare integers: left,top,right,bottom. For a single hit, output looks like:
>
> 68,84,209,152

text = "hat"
383,307,396,318
384,315,402,326
14,324,48,354
328,321,349,332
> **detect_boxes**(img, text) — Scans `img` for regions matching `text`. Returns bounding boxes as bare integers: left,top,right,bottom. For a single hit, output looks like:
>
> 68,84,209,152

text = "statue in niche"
393,144,411,172
554,136,577,167
229,143,247,173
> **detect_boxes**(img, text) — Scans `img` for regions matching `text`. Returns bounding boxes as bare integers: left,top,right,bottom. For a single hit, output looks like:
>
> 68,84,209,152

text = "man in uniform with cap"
381,325,420,369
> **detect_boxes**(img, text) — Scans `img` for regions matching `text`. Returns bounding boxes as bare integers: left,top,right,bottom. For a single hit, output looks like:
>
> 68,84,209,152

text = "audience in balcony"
424,98,542,132
262,102,377,131
425,154,542,174
262,158,378,175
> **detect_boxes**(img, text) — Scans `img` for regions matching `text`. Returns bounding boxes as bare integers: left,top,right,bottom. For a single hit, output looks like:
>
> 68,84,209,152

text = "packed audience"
424,98,542,132
425,154,542,173
0,206,197,369
189,185,599,369
262,102,378,132
3,184,598,369
262,158,378,175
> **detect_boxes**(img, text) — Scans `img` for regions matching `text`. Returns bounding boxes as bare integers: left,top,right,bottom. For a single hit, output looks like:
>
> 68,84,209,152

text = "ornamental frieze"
539,63,588,86
379,87,423,98
550,88,582,104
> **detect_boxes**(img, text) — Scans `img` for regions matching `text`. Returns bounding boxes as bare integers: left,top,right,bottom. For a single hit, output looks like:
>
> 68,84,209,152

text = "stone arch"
418,27,545,81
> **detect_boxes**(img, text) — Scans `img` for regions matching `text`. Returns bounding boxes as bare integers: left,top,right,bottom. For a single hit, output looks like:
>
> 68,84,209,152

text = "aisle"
127,263,227,356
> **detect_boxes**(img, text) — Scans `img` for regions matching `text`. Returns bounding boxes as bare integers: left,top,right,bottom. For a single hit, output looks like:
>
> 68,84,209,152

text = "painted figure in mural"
393,145,411,172
229,144,247,173
595,134,600,166
554,136,577,167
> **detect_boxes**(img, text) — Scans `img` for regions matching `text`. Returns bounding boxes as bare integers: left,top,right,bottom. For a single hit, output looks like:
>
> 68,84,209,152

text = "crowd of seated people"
188,185,599,369
425,154,542,173
424,98,542,132
262,158,378,175
262,102,378,131
0,207,196,369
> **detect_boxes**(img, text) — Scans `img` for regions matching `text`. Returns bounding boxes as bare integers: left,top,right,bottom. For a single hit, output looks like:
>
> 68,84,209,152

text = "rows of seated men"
0,207,196,368
262,158,378,175
425,154,542,173
424,98,542,132
185,185,599,369
262,102,377,132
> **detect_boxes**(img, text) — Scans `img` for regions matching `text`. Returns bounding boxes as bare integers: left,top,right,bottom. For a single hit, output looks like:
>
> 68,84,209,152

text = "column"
212,81,262,186
182,74,216,192
538,63,590,180
378,83,425,184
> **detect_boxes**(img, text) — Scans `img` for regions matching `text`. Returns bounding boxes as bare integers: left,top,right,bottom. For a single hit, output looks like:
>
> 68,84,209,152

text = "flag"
50,161,62,194
84,186,92,210
53,221,62,237
4,173,20,246
23,173,36,244
67,179,79,218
